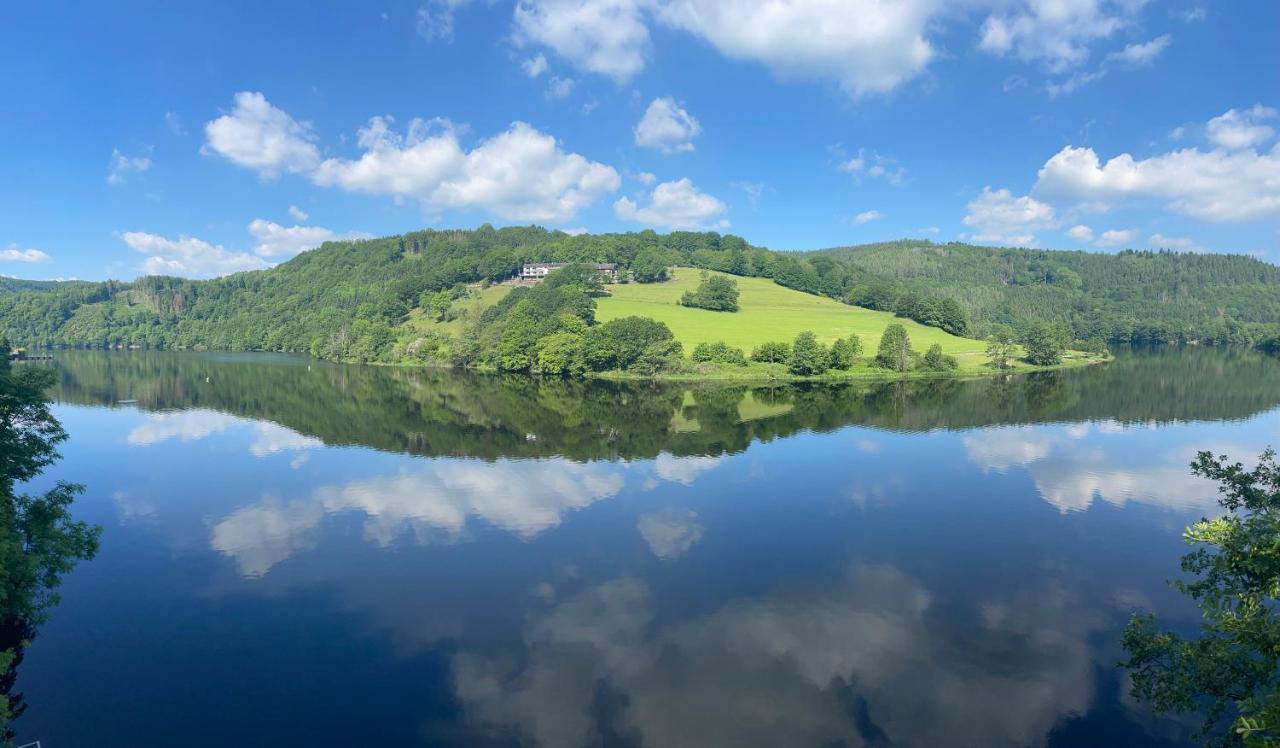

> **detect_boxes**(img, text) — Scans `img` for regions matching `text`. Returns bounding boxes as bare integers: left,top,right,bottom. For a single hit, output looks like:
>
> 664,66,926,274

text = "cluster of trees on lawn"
0,227,1277,363
679,273,740,312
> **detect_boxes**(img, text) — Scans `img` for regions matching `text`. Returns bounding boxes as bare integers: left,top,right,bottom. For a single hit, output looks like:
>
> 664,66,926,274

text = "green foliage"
535,331,585,376
1121,449,1280,747
0,340,101,741
751,341,791,364
828,335,863,370
1021,320,1071,366
679,273,740,312
426,290,453,321
582,317,682,373
986,324,1018,369
875,323,914,371
691,341,747,366
788,331,829,375
920,343,958,371
630,248,670,283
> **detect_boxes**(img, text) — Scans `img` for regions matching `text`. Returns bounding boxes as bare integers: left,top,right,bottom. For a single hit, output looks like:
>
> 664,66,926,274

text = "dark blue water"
13,348,1280,746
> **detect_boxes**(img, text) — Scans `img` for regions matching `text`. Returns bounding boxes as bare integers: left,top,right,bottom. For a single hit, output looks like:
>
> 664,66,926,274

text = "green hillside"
597,268,986,357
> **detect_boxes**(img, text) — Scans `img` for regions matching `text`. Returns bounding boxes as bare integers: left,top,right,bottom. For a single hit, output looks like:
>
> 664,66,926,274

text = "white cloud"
962,187,1056,246
1066,224,1094,242
977,0,1143,72
654,0,937,98
1105,34,1170,67
310,116,620,222
127,410,242,446
287,204,309,222
203,91,321,178
1168,125,1186,140
653,453,723,485
854,209,882,224
545,75,576,100
636,171,657,185
513,0,651,82
523,53,549,77
614,178,728,230
211,459,626,576
1205,105,1277,150
246,219,372,260
1034,140,1280,221
107,148,152,185
1095,228,1135,246
637,508,703,559
119,231,269,278
634,97,701,154
0,246,52,264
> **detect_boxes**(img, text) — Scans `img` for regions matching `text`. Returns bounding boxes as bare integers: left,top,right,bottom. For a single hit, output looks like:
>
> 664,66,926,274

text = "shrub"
536,331,585,375
679,272,739,312
751,341,791,364
630,249,670,283
920,343,958,371
1021,320,1071,366
582,316,682,372
691,341,748,366
874,323,913,371
828,335,863,370
788,331,829,375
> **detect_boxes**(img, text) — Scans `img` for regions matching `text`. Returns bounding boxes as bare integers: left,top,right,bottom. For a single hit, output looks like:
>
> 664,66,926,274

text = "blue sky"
2,0,1278,280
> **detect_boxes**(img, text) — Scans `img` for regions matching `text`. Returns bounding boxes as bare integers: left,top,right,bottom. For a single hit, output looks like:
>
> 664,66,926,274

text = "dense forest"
1,227,1277,365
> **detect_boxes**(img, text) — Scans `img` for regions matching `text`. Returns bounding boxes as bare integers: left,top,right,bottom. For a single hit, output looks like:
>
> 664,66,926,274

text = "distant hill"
804,240,1280,345
0,227,1276,361
0,277,79,294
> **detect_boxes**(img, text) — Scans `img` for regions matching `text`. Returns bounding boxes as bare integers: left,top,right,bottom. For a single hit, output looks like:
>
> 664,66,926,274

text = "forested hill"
806,240,1280,346
0,226,1277,361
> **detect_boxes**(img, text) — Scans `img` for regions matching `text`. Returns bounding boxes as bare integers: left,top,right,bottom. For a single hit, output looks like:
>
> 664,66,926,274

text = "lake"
12,347,1280,747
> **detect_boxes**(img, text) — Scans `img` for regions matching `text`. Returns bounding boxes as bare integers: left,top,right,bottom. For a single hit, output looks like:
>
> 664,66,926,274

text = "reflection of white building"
519,263,617,282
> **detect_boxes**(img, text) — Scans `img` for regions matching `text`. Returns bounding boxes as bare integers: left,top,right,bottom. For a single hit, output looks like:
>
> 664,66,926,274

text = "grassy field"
596,268,991,364
402,283,512,337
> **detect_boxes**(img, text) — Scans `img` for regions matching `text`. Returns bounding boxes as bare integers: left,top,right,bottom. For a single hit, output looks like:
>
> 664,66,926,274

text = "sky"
2,0,1278,280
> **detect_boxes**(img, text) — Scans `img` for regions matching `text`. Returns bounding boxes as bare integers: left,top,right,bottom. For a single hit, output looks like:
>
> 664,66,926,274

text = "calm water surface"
14,348,1280,747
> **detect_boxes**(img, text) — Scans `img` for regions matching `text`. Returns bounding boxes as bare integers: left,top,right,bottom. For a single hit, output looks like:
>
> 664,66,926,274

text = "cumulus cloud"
1205,105,1277,150
633,97,701,154
287,204,309,221
119,231,269,278
636,171,657,185
1095,228,1136,246
204,95,621,222
107,148,152,185
246,219,372,260
1034,139,1280,221
977,0,1143,72
203,91,321,177
655,0,936,98
854,209,882,224
614,178,728,230
637,508,703,559
310,116,620,222
962,187,1056,246
454,565,1106,748
1066,224,1094,242
210,459,626,576
0,245,53,263
513,0,651,82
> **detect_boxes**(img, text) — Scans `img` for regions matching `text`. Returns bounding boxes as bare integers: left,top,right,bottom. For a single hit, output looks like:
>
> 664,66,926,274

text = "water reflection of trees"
45,346,1280,463
1,346,99,743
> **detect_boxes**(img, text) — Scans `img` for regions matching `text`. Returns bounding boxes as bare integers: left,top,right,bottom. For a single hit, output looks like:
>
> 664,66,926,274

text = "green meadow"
596,268,993,367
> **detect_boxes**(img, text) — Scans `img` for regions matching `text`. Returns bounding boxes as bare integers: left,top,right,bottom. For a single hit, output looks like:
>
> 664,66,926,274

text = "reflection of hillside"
46,347,1280,462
